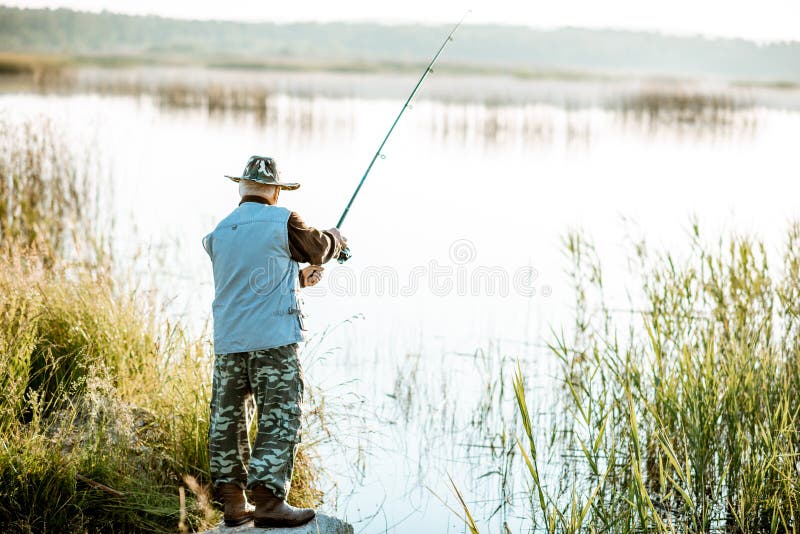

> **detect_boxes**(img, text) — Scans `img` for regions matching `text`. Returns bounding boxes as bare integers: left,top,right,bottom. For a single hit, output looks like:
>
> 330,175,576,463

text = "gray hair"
239,180,277,198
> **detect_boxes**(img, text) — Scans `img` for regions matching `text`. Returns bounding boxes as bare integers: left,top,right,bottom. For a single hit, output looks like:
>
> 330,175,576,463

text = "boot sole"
224,514,254,527
254,514,315,528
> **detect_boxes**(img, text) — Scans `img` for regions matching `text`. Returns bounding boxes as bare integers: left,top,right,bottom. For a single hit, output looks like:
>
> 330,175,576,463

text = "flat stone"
204,514,353,534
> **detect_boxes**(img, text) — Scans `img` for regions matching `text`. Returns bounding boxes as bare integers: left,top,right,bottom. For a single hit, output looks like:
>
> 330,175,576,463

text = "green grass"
0,248,220,532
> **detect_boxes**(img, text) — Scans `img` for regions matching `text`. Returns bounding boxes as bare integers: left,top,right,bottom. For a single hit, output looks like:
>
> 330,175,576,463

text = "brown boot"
218,482,255,526
251,484,315,528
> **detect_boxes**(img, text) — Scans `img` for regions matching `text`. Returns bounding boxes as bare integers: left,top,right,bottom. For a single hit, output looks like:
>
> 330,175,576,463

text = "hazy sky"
5,0,800,42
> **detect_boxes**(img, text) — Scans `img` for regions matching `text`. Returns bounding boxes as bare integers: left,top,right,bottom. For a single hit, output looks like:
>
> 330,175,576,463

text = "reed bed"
529,226,800,532
35,72,273,116
0,116,95,262
617,88,758,138
0,53,67,84
455,225,800,532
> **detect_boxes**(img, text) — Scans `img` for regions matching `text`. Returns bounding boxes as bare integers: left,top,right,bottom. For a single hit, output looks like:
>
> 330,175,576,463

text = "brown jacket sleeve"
288,212,342,265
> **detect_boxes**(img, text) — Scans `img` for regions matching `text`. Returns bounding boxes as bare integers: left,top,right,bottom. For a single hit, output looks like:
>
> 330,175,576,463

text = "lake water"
3,69,800,532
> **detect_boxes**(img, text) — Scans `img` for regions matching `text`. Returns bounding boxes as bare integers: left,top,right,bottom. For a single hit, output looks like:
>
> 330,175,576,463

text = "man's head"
225,156,300,200
239,179,279,204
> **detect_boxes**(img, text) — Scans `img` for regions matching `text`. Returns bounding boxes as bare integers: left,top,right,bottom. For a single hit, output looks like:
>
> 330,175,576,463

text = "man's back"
203,202,304,354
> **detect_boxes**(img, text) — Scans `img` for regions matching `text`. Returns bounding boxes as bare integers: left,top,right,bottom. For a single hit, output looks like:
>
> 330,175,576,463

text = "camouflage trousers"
209,343,304,499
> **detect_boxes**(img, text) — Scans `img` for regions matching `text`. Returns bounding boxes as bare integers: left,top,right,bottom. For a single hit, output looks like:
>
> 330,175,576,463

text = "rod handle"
337,246,352,264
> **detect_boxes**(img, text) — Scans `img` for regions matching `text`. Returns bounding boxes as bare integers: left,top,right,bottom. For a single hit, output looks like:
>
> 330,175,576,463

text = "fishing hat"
225,155,300,190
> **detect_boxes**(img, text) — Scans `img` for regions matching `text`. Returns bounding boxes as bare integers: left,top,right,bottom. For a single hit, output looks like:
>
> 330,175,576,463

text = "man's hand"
328,227,347,247
300,265,324,288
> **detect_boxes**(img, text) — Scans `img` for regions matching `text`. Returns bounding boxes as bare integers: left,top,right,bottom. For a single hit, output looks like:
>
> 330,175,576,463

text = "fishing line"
335,10,470,263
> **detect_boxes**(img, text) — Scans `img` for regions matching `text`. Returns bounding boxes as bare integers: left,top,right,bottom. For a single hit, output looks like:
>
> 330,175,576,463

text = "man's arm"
288,212,344,265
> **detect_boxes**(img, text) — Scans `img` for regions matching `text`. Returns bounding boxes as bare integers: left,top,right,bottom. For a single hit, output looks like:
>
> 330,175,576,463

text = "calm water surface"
3,70,799,532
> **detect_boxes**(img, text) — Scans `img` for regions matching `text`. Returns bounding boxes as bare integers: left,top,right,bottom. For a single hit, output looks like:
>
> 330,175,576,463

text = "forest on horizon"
1,5,800,83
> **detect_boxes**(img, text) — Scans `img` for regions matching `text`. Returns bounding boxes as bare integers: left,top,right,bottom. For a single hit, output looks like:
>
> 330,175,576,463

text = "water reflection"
617,88,760,141
427,103,593,148
374,341,562,532
2,67,790,144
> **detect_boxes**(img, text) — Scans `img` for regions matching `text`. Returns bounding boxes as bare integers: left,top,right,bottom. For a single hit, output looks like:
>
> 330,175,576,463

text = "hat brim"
225,175,301,191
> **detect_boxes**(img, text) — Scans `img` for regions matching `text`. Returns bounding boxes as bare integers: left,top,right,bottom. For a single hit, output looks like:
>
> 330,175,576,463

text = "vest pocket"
289,292,308,331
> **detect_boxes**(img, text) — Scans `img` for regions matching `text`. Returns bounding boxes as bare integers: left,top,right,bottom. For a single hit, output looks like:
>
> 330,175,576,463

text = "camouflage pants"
209,343,304,499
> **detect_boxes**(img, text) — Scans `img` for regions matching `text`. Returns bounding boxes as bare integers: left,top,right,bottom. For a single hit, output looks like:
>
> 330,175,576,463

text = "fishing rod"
336,11,470,263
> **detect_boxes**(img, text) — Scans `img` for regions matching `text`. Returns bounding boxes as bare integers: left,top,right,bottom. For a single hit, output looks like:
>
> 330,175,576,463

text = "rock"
203,514,353,534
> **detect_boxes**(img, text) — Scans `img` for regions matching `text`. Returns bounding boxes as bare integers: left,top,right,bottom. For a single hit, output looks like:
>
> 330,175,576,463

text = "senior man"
202,155,346,528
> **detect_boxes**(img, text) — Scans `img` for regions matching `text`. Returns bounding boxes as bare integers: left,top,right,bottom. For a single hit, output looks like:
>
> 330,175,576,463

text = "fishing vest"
202,202,305,354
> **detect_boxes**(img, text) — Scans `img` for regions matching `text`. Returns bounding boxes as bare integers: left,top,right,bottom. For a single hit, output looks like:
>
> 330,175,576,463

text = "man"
202,155,346,528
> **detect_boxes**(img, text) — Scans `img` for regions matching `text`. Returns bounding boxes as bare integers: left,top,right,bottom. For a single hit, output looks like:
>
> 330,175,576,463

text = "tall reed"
454,225,800,532
0,116,98,260
516,225,800,532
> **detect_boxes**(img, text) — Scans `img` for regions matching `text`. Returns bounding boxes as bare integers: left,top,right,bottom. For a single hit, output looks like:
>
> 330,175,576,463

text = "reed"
454,224,800,532
512,225,800,532
0,53,67,83
0,116,96,263
617,88,758,138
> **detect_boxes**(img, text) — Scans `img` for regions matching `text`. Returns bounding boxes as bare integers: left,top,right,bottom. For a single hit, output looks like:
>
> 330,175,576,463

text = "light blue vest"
202,202,305,354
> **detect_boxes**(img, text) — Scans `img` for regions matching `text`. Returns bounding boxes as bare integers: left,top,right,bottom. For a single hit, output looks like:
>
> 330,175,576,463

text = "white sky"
5,0,800,42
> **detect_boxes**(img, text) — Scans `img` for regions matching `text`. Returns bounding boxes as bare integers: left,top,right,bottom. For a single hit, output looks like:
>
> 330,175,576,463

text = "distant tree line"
1,6,798,82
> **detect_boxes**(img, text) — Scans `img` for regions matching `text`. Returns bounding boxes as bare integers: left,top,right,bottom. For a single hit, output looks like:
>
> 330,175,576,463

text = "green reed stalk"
452,225,800,533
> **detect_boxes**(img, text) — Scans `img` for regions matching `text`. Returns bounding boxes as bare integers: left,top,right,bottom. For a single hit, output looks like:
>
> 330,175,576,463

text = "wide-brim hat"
225,155,300,190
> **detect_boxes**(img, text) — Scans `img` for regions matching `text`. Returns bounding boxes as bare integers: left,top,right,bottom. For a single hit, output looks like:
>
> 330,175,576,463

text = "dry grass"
0,52,68,84
0,248,220,532
0,116,99,264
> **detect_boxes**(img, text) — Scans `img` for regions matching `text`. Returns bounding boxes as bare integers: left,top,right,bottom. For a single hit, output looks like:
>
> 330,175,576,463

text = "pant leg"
209,352,254,489
245,343,304,498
